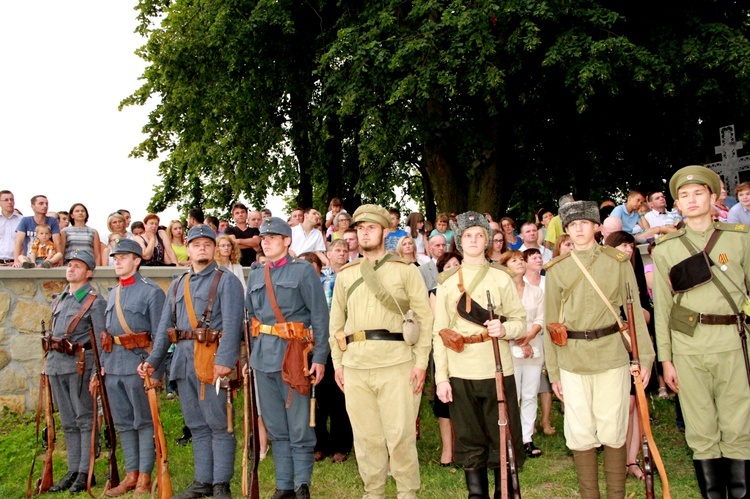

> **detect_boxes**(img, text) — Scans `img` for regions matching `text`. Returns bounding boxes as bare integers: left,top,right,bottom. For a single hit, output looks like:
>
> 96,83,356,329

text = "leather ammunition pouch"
669,251,713,294
250,317,308,340
167,327,180,344
100,332,113,353
546,322,568,346
334,331,347,351
100,330,151,352
47,337,90,356
438,328,490,353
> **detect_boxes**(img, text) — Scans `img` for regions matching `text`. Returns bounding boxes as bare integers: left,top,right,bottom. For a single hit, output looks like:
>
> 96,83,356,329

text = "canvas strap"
449,263,490,329
359,256,409,317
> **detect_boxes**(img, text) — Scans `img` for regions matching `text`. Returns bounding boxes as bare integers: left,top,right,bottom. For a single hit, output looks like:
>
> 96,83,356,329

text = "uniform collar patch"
268,255,289,269
120,275,136,287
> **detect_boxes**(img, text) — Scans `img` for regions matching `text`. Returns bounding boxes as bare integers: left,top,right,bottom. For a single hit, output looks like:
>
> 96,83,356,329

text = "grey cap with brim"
68,250,96,271
259,217,292,238
110,238,143,258
186,224,217,244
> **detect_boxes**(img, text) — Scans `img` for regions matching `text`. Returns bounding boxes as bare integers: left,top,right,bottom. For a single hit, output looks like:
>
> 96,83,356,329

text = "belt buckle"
584,330,592,341
698,313,706,324
353,331,366,342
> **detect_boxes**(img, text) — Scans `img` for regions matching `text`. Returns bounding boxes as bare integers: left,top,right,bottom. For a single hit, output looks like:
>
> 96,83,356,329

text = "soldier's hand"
641,368,651,389
410,367,426,394
662,361,679,393
138,361,155,379
485,319,506,338
309,363,325,386
436,381,453,403
334,368,345,393
88,376,99,396
552,381,564,403
213,364,232,383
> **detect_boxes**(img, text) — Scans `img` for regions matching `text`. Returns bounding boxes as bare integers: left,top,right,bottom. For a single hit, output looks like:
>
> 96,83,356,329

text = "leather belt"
567,323,619,341
699,313,741,325
345,329,404,344
464,332,491,344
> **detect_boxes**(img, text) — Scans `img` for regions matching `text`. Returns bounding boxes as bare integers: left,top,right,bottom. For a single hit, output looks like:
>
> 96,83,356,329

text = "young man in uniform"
98,238,165,496
544,201,654,499
432,211,527,498
653,165,750,498
329,204,433,499
245,217,330,499
45,250,106,492
139,224,244,499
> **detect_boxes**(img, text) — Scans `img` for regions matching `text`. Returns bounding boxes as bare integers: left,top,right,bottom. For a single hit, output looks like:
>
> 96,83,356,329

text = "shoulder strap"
679,228,722,257
359,256,408,317
184,275,199,329
184,269,224,329
264,264,287,324
345,254,392,304
115,286,135,335
66,294,98,337
570,251,624,330
448,263,490,329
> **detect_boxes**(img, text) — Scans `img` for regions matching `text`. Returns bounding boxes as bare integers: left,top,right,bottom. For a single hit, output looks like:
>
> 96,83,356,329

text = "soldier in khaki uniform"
432,212,527,498
653,165,750,499
544,201,654,499
329,204,433,499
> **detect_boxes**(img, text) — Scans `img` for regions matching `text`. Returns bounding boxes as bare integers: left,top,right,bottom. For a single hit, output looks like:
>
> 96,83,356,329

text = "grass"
6,390,700,498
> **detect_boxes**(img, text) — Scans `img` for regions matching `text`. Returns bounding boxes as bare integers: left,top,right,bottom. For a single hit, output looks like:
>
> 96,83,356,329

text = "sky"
1,2,284,238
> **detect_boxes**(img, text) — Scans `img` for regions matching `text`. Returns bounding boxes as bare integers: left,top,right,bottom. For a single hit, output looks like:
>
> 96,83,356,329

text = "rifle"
27,320,55,497
143,358,173,499
87,325,120,495
626,284,670,499
487,291,521,499
242,313,260,499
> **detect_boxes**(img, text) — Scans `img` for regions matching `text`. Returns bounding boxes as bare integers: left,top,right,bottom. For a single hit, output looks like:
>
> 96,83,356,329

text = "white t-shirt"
290,224,326,255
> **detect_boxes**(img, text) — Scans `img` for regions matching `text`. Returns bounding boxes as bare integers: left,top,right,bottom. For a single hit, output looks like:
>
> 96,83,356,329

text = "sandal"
658,386,669,399
627,463,644,481
524,442,542,458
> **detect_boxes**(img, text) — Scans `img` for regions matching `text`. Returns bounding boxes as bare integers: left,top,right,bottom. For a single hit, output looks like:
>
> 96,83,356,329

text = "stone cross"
705,124,750,194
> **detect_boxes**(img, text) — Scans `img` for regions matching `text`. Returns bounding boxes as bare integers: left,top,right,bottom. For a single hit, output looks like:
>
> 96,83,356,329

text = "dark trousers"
314,356,353,455
450,376,525,470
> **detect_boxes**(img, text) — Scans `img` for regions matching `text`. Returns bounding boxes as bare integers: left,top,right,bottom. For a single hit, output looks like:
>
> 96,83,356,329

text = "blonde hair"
107,213,127,233
396,235,417,261
215,235,241,265
169,220,185,245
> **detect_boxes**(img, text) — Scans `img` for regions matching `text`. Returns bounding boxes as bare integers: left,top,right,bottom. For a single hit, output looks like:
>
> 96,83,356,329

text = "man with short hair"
186,208,205,228
289,208,304,227
419,233,447,290
342,229,360,262
0,190,21,264
290,208,328,266
13,195,61,267
217,219,229,235
544,194,574,249
518,221,553,264
139,225,244,499
46,250,106,493
384,209,408,251
246,217,329,498
611,191,670,242
98,238,165,496
329,204,433,499
644,191,679,227
225,203,261,266
654,166,750,498
727,181,750,225
248,210,263,229
599,216,623,242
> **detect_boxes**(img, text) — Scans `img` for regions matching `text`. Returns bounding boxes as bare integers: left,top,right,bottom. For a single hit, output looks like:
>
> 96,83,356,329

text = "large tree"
124,1,750,219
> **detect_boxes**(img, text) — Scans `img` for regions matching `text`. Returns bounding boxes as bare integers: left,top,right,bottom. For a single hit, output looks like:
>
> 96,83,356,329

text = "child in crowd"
727,181,750,224
429,212,454,246
22,224,61,268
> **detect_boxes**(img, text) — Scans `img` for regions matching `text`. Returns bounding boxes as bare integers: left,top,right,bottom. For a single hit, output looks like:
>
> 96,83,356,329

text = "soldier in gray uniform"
246,217,330,499
45,250,106,493
139,224,244,499
98,238,165,496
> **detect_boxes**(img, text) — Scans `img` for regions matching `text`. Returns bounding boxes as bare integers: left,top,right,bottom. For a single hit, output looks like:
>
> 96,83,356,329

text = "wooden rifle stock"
143,366,173,498
28,320,54,497
487,291,521,499
87,326,119,495
625,284,670,499
242,315,260,499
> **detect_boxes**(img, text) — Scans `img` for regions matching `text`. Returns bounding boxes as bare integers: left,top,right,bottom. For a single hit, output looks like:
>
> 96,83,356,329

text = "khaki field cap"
669,165,722,199
351,204,391,229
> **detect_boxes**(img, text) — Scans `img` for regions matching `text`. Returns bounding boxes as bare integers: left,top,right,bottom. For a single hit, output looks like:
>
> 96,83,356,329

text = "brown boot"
603,445,627,499
573,448,601,499
134,473,151,495
105,471,139,496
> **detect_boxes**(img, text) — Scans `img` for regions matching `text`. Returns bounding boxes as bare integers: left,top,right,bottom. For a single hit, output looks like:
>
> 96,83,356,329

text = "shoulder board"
249,261,264,270
387,256,411,265
88,289,100,297
489,262,516,278
107,285,117,292
600,245,630,262
543,252,571,271
340,259,361,271
171,273,184,281
714,222,749,233
436,265,460,284
655,227,686,245
141,277,160,288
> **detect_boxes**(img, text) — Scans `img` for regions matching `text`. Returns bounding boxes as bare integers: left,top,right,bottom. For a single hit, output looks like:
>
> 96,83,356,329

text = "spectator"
248,210,263,229
713,180,731,222
102,232,121,266
261,208,273,218
327,212,352,242
13,195,61,268
60,203,101,264
536,207,554,246
600,216,623,243
205,216,219,234
186,208,204,228
419,233,447,290
500,217,523,250
406,212,429,261
217,219,229,235
643,191,677,227
107,213,130,239
384,209,408,251
324,197,346,230
288,207,304,227
499,249,545,459
166,219,190,266
544,194,574,249
552,234,574,258
395,235,419,265
429,212,454,246
486,229,508,262
610,190,648,235
118,209,133,229
0,190,21,265
137,213,176,266
131,221,145,237
21,223,61,268
518,221,553,264
290,208,329,266
298,252,324,274
224,203,261,266
342,228,360,261
215,235,245,290
522,248,545,291
727,181,750,224
57,211,70,229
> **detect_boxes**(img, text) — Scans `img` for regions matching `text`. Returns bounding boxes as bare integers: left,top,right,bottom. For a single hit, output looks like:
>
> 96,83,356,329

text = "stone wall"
0,267,193,413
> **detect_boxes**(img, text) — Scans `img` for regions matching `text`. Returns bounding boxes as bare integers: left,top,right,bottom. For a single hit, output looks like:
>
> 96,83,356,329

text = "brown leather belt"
567,323,619,341
346,329,404,344
464,332,491,344
44,338,92,355
699,313,741,325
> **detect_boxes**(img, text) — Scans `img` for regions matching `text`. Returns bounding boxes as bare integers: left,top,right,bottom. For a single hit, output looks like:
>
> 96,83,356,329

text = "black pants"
314,355,353,455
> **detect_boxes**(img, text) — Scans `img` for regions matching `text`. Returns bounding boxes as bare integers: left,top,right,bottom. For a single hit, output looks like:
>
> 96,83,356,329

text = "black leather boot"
176,425,192,446
69,473,95,494
726,459,750,499
694,459,727,499
48,471,78,492
464,467,489,499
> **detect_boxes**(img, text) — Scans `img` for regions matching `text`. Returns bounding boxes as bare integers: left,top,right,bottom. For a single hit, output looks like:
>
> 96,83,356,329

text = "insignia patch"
687,174,694,180
736,225,745,231
718,253,728,265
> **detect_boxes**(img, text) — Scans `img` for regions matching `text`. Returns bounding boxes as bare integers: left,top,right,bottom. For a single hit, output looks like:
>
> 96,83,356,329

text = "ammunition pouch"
194,328,221,345
47,337,90,356
546,322,568,346
669,252,713,294
41,335,52,353
194,329,222,385
100,331,113,353
334,331,347,352
167,327,180,344
250,318,308,340
669,303,699,337
101,330,151,352
438,328,490,353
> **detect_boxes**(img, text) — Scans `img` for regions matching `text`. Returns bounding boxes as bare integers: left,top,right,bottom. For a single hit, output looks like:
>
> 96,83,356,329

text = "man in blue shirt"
12,194,61,267
727,182,750,224
384,209,408,251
